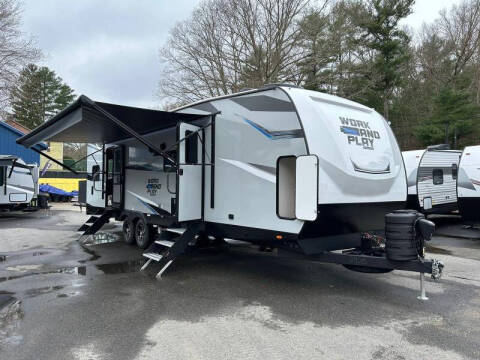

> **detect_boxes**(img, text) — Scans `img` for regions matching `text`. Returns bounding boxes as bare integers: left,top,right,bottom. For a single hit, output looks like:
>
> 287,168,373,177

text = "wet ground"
0,205,479,360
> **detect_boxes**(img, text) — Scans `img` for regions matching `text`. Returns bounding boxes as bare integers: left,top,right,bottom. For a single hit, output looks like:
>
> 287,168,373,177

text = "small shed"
0,120,47,165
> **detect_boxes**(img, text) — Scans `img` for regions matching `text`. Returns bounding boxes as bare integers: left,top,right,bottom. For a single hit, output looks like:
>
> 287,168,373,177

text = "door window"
185,130,198,164
91,165,100,181
433,169,444,185
114,149,122,185
452,163,458,180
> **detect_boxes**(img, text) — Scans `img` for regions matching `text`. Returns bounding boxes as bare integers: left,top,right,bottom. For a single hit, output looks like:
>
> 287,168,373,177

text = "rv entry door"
177,122,203,222
105,146,124,208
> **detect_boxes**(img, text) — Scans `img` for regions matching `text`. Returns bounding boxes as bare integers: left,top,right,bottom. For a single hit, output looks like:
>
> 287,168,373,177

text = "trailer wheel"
123,218,135,245
135,218,153,249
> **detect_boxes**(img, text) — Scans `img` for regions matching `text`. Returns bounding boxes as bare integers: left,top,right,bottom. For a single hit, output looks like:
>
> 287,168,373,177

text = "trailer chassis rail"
276,247,444,300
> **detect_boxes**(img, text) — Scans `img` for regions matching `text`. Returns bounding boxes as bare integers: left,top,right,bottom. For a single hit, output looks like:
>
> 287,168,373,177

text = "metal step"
77,224,90,232
86,216,99,224
155,240,175,247
140,223,202,277
143,252,163,262
165,227,186,235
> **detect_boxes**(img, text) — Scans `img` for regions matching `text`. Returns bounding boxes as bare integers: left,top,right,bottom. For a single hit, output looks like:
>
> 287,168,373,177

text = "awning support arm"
83,97,177,165
8,159,17,178
70,147,103,167
31,147,79,174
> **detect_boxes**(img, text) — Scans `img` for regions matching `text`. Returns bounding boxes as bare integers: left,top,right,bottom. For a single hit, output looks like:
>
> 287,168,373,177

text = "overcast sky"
21,0,461,109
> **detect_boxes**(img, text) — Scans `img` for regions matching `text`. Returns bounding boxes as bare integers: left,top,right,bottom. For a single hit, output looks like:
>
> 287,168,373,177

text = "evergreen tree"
10,64,75,129
356,0,414,120
416,87,480,148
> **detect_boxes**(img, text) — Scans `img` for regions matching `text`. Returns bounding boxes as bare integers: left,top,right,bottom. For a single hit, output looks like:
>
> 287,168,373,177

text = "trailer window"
91,165,100,181
185,130,198,164
0,166,4,186
452,163,458,180
433,169,443,185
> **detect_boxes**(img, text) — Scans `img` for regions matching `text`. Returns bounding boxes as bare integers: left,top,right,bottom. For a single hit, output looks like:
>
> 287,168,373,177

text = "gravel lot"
1,204,479,360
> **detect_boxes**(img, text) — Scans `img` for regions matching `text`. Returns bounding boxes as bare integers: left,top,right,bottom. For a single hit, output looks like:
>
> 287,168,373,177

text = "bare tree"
158,0,326,104
437,0,480,81
0,0,40,112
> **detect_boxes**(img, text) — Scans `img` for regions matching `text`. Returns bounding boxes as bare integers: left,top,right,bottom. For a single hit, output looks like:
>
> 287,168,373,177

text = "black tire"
135,217,153,249
123,218,135,245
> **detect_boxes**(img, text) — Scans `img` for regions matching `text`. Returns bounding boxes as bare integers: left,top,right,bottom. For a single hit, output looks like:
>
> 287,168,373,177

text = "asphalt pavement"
0,205,479,360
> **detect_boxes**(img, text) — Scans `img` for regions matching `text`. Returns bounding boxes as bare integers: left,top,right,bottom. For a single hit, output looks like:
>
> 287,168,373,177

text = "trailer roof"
16,95,207,148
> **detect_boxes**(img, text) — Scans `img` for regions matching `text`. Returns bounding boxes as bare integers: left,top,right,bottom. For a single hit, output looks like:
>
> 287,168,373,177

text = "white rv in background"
403,147,461,214
457,145,480,223
0,155,39,211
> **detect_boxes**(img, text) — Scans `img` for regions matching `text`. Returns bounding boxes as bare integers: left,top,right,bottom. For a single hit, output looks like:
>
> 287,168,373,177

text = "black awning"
16,95,206,148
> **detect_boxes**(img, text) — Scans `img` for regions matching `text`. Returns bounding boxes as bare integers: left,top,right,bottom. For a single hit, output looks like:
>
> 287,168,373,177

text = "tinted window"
185,130,198,164
452,163,458,180
433,169,443,185
92,165,100,181
0,167,4,186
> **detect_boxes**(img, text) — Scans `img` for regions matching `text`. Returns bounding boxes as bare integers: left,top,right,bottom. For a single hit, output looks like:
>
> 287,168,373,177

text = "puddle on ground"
0,266,87,283
25,285,64,298
0,291,15,311
426,245,453,255
78,245,100,263
6,265,43,272
95,259,146,274
0,258,146,283
81,232,120,246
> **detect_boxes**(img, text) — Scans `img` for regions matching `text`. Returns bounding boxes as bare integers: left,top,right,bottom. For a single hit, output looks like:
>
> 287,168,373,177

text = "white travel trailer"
402,147,462,214
457,145,480,223
17,86,443,292
0,155,39,211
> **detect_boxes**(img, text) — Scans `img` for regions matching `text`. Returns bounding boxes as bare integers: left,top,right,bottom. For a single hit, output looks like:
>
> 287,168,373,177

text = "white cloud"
19,0,462,109
21,0,201,108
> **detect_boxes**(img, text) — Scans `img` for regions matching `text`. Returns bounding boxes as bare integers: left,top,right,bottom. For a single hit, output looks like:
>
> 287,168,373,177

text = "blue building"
0,120,47,165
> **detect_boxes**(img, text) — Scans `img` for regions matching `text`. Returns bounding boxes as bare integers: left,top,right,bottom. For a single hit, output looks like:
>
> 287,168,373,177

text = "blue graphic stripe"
132,195,160,215
340,126,360,136
243,118,303,140
244,118,273,139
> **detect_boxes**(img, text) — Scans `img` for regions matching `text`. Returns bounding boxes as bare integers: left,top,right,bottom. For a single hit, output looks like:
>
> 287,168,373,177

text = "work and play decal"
339,117,380,150
146,178,161,196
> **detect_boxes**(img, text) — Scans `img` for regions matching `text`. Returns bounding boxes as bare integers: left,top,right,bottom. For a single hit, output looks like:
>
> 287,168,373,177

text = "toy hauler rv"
17,85,442,297
402,146,461,214
0,155,39,211
457,145,480,223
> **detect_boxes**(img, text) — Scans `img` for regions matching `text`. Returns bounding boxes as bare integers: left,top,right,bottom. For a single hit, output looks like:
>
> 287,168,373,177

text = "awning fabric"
16,95,206,148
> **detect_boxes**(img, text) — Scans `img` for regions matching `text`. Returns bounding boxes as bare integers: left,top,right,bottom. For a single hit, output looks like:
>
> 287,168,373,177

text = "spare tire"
385,210,424,261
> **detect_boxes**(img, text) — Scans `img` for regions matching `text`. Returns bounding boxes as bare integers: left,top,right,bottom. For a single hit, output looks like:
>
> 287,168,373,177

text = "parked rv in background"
402,146,461,214
0,155,40,211
457,145,480,223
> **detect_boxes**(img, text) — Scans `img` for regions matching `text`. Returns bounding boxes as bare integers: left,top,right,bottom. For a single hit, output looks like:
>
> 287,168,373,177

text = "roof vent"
261,83,303,89
427,144,450,151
